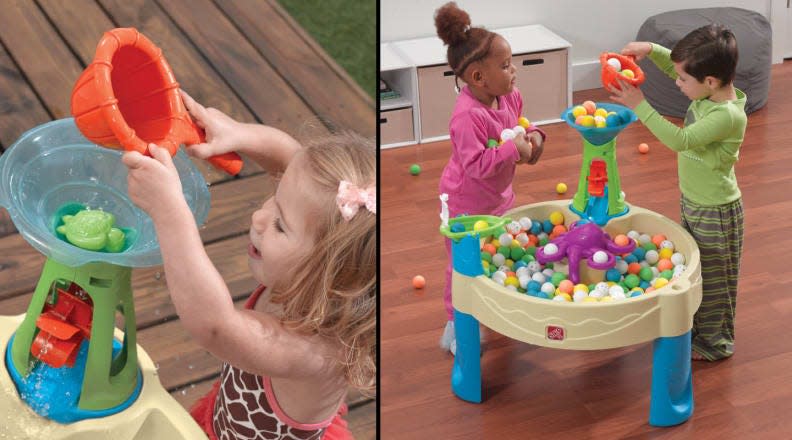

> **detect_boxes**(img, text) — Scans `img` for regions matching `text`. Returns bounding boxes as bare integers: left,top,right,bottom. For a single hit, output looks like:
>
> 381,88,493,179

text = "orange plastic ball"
552,225,567,236
482,243,497,255
582,100,596,115
651,234,667,247
638,143,649,154
528,235,539,246
613,234,629,246
657,258,674,272
628,262,642,275
558,279,574,294
412,275,426,289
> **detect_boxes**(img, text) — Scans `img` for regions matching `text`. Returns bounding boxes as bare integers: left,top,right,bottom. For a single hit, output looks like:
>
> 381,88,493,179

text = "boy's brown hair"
671,24,738,86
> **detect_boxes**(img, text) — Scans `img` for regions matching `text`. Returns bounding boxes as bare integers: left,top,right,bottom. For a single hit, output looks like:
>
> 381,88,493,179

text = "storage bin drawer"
513,49,568,122
380,107,414,145
416,64,462,140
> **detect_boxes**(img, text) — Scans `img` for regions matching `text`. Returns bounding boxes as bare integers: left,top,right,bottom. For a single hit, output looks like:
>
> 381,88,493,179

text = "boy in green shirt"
609,24,746,361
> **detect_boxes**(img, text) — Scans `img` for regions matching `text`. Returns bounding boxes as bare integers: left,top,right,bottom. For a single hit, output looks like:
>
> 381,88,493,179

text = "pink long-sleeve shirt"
439,86,545,216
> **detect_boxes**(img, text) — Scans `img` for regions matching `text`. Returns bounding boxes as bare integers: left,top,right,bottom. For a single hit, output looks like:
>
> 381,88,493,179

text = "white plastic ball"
498,265,511,273
542,268,555,278
615,259,629,274
553,295,567,302
527,261,542,273
640,261,650,268
513,125,526,136
531,272,546,284
515,232,530,246
611,290,627,300
506,221,522,235
498,233,513,247
500,128,516,142
660,240,674,250
537,232,549,242
638,234,652,245
573,290,587,302
492,253,506,267
505,285,518,292
541,282,556,294
607,57,622,71
592,251,608,264
516,267,530,278
627,230,640,240
589,289,606,298
518,217,532,230
671,252,686,265
651,267,660,278
644,250,659,265
491,271,507,285
595,282,609,293
519,275,531,289
544,243,559,255
608,285,625,297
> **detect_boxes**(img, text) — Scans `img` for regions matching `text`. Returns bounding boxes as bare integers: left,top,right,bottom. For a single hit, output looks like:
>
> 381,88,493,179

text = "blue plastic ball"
630,290,642,298
530,220,542,235
639,280,651,290
605,113,621,127
605,268,622,282
514,261,527,271
542,220,554,234
632,247,646,261
527,280,541,292
537,291,550,299
624,254,638,264
450,223,465,233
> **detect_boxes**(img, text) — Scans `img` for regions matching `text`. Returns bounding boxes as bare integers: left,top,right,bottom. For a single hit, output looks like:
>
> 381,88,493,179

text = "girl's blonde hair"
269,131,376,395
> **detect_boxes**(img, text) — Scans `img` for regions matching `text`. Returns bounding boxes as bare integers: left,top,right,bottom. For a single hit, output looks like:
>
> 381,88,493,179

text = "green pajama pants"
680,195,744,360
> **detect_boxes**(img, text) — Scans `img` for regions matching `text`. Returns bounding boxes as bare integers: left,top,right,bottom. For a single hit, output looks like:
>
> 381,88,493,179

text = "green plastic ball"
497,246,511,257
510,247,525,260
487,139,499,148
624,274,640,289
409,164,421,175
639,267,654,281
660,269,673,280
551,272,567,287
480,252,492,263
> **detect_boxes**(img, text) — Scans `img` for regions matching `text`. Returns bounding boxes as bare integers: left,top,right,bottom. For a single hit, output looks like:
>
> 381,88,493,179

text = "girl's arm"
180,90,300,175
450,113,522,176
122,146,333,379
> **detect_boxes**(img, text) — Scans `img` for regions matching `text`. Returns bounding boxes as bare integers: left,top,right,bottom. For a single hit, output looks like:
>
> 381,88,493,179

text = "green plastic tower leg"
10,258,139,411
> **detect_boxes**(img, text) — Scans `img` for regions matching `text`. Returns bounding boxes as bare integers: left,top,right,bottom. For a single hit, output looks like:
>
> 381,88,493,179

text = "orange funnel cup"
71,28,243,175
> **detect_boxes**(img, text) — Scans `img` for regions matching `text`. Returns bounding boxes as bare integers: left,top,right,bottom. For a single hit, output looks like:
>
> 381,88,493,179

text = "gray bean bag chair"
635,7,771,117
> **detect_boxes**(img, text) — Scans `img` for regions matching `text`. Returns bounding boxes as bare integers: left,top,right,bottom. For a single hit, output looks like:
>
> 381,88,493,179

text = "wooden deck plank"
154,0,327,135
0,41,51,149
217,0,374,137
0,0,84,118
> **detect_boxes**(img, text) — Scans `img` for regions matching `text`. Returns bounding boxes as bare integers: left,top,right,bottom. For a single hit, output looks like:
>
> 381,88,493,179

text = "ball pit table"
446,200,702,427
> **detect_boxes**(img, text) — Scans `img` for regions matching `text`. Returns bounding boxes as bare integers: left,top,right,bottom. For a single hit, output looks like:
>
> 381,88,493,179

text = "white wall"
381,0,775,90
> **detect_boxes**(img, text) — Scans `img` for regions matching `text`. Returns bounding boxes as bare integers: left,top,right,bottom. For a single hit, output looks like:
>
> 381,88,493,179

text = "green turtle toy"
56,209,126,252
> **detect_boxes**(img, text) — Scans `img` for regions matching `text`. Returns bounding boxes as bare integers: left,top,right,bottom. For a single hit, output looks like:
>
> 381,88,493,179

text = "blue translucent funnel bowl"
0,118,210,267
561,102,637,146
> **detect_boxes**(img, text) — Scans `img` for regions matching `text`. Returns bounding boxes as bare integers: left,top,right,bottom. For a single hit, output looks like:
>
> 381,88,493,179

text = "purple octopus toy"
536,221,636,284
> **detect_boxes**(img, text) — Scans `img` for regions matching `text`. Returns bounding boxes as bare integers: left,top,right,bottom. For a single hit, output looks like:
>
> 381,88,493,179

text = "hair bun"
434,2,471,47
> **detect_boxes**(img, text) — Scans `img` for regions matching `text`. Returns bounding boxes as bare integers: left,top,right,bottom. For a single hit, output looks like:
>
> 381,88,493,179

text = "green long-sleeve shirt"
633,44,747,206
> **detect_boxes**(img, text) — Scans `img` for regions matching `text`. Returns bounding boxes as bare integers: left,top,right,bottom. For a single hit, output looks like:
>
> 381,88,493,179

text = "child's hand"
122,143,185,223
180,89,242,160
620,41,652,62
608,78,645,109
513,134,533,164
525,131,544,165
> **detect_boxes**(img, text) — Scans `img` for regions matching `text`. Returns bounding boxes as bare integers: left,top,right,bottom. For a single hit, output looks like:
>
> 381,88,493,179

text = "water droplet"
188,364,194,370
180,389,187,395
154,271,162,280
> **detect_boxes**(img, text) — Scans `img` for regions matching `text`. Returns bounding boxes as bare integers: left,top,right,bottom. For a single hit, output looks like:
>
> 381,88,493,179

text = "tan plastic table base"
0,314,207,440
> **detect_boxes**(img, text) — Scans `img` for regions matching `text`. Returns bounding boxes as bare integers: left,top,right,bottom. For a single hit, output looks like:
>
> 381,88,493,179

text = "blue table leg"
649,331,694,426
451,308,481,403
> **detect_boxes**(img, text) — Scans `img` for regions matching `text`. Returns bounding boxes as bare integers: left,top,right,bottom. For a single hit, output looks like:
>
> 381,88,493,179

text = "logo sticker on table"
546,325,565,341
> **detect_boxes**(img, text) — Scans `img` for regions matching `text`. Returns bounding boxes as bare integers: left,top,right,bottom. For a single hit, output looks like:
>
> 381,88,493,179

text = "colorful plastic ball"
606,57,622,71
555,293,572,302
506,221,522,235
409,164,421,175
542,220,554,233
480,252,493,263
605,268,621,282
549,211,565,226
513,125,527,137
544,243,559,255
657,258,674,272
573,290,588,302
450,223,465,233
614,234,630,246
497,246,510,257
518,217,532,230
599,296,613,303
511,247,525,261
638,143,649,154
621,69,635,79
615,259,629,274
624,254,638,264
644,250,659,265
594,115,607,128
551,225,567,236
594,108,609,118
624,274,640,289
500,128,516,142
578,115,595,127
487,139,499,148
498,233,513,247
638,234,652,245
651,234,667,247
505,276,520,288
412,275,426,289
537,291,550,299
530,220,542,235
582,100,596,115
574,283,589,294
557,279,574,294
592,250,608,264
658,247,673,260
551,272,567,287
671,252,686,265
515,232,530,246
627,262,642,275
606,114,621,127
660,269,674,280
632,247,646,261
540,282,556,295
556,182,568,194
582,296,598,303
654,277,669,289
473,220,490,232
491,271,507,285
572,105,587,118
492,253,506,267
482,243,497,255
642,241,658,252
660,240,674,250
638,267,654,281
518,116,531,128
639,280,651,290
629,290,642,298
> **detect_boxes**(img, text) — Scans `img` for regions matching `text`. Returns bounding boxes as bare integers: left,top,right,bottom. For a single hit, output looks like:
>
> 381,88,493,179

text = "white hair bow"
336,180,376,220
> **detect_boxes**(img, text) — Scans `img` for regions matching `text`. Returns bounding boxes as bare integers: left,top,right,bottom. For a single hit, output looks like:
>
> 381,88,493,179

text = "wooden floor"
0,0,374,438
381,61,792,438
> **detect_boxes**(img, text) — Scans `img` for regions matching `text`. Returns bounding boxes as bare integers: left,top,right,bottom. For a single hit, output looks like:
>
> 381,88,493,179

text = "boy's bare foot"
691,351,707,361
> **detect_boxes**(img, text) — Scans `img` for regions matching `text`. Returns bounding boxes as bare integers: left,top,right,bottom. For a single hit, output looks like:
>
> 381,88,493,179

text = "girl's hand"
513,133,533,164
180,89,243,160
620,41,652,62
608,78,645,109
122,143,185,223
525,131,544,165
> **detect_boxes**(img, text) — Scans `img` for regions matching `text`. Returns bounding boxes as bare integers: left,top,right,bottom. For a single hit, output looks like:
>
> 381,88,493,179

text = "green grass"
277,0,375,101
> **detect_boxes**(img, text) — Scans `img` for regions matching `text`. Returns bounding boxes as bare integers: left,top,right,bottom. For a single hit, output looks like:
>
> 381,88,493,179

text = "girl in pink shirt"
435,2,547,354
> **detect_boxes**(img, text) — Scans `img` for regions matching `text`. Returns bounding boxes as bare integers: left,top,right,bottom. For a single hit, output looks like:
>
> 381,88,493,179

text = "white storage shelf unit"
380,43,419,148
380,24,571,148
